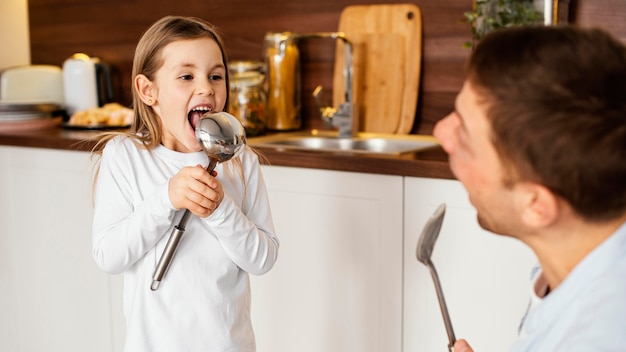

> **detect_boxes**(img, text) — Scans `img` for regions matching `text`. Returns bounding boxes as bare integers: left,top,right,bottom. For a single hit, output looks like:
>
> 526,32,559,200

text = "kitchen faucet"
294,32,356,138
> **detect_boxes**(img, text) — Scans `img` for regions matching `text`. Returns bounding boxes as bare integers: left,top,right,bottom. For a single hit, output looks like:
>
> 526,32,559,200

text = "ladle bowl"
196,111,247,164
415,203,457,352
151,112,247,291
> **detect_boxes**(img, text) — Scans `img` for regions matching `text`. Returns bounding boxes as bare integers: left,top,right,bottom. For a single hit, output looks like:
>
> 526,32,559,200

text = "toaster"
0,64,64,104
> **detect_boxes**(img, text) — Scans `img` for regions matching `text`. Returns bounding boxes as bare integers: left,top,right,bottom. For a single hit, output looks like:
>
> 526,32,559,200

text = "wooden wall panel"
572,0,626,40
28,0,626,134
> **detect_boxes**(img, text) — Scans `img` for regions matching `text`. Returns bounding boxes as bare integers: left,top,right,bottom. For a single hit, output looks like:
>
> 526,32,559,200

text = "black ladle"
416,203,456,352
151,112,246,291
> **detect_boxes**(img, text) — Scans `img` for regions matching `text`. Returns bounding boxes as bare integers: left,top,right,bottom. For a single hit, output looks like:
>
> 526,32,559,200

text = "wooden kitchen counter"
0,126,454,179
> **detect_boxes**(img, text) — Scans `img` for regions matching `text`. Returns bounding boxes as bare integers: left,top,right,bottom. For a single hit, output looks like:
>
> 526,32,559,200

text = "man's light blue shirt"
512,220,626,351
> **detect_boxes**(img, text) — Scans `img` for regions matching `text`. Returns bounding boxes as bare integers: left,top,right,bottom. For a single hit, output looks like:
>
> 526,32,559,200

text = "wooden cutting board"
333,4,422,134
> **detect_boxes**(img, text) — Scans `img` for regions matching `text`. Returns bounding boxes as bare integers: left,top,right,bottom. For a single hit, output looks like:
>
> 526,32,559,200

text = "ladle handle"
427,258,457,350
150,159,218,291
151,222,187,291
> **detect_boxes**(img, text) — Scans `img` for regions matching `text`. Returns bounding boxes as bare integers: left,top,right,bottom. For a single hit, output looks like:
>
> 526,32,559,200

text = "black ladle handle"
150,158,218,291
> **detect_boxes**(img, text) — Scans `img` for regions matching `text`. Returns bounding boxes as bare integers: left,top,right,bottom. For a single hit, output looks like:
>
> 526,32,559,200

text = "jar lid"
264,32,295,46
229,60,264,74
231,71,265,89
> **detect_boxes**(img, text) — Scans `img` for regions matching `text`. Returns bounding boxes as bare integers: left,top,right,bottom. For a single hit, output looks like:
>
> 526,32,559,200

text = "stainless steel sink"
248,130,439,155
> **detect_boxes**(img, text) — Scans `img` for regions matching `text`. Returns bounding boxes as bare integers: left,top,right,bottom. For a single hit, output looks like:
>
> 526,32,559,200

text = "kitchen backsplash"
27,0,626,135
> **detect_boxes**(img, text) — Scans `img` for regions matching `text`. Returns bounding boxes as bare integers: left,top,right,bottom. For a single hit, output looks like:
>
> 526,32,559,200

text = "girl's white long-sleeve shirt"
92,135,279,352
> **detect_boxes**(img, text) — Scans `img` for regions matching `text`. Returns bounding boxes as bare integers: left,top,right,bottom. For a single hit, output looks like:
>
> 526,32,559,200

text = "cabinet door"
403,177,537,352
0,146,124,352
251,166,403,352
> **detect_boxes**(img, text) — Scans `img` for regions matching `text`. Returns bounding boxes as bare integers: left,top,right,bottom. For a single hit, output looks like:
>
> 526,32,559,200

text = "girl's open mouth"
188,106,212,130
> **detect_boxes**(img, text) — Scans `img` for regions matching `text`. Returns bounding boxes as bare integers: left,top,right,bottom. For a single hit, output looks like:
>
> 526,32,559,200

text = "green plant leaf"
463,0,544,47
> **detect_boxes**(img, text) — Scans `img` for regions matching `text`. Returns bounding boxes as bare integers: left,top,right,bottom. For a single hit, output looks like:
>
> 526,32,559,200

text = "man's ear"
517,182,559,228
135,74,155,106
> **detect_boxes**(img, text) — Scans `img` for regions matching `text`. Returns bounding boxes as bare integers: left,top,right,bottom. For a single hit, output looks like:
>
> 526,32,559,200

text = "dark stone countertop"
0,126,454,179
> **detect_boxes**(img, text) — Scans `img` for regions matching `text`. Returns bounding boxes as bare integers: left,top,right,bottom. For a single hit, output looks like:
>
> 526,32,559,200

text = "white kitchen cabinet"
0,145,541,352
0,146,124,352
403,177,537,352
251,165,404,352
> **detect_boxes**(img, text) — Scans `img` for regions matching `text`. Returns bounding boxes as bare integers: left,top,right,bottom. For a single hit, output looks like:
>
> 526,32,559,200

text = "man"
433,25,626,351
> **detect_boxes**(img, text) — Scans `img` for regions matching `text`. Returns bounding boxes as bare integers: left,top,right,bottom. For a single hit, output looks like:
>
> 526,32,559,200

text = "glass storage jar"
229,61,267,136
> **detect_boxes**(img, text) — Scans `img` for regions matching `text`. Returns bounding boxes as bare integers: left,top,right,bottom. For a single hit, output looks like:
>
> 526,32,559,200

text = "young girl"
90,16,279,351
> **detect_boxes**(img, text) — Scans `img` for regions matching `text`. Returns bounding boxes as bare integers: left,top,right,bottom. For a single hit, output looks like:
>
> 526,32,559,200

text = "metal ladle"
415,203,456,352
151,111,246,291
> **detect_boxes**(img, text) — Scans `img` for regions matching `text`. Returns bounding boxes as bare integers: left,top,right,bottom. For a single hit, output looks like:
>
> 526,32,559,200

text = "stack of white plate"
0,102,64,132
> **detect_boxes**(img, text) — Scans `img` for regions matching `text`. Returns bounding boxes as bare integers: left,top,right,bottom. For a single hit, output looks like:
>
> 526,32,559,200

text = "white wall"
0,0,30,69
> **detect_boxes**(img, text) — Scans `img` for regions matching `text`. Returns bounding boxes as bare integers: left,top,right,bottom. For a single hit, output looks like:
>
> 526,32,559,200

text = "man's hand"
454,339,474,352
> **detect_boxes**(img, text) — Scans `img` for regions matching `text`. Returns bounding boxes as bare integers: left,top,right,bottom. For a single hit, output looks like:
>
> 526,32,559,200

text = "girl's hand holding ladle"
168,165,223,218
